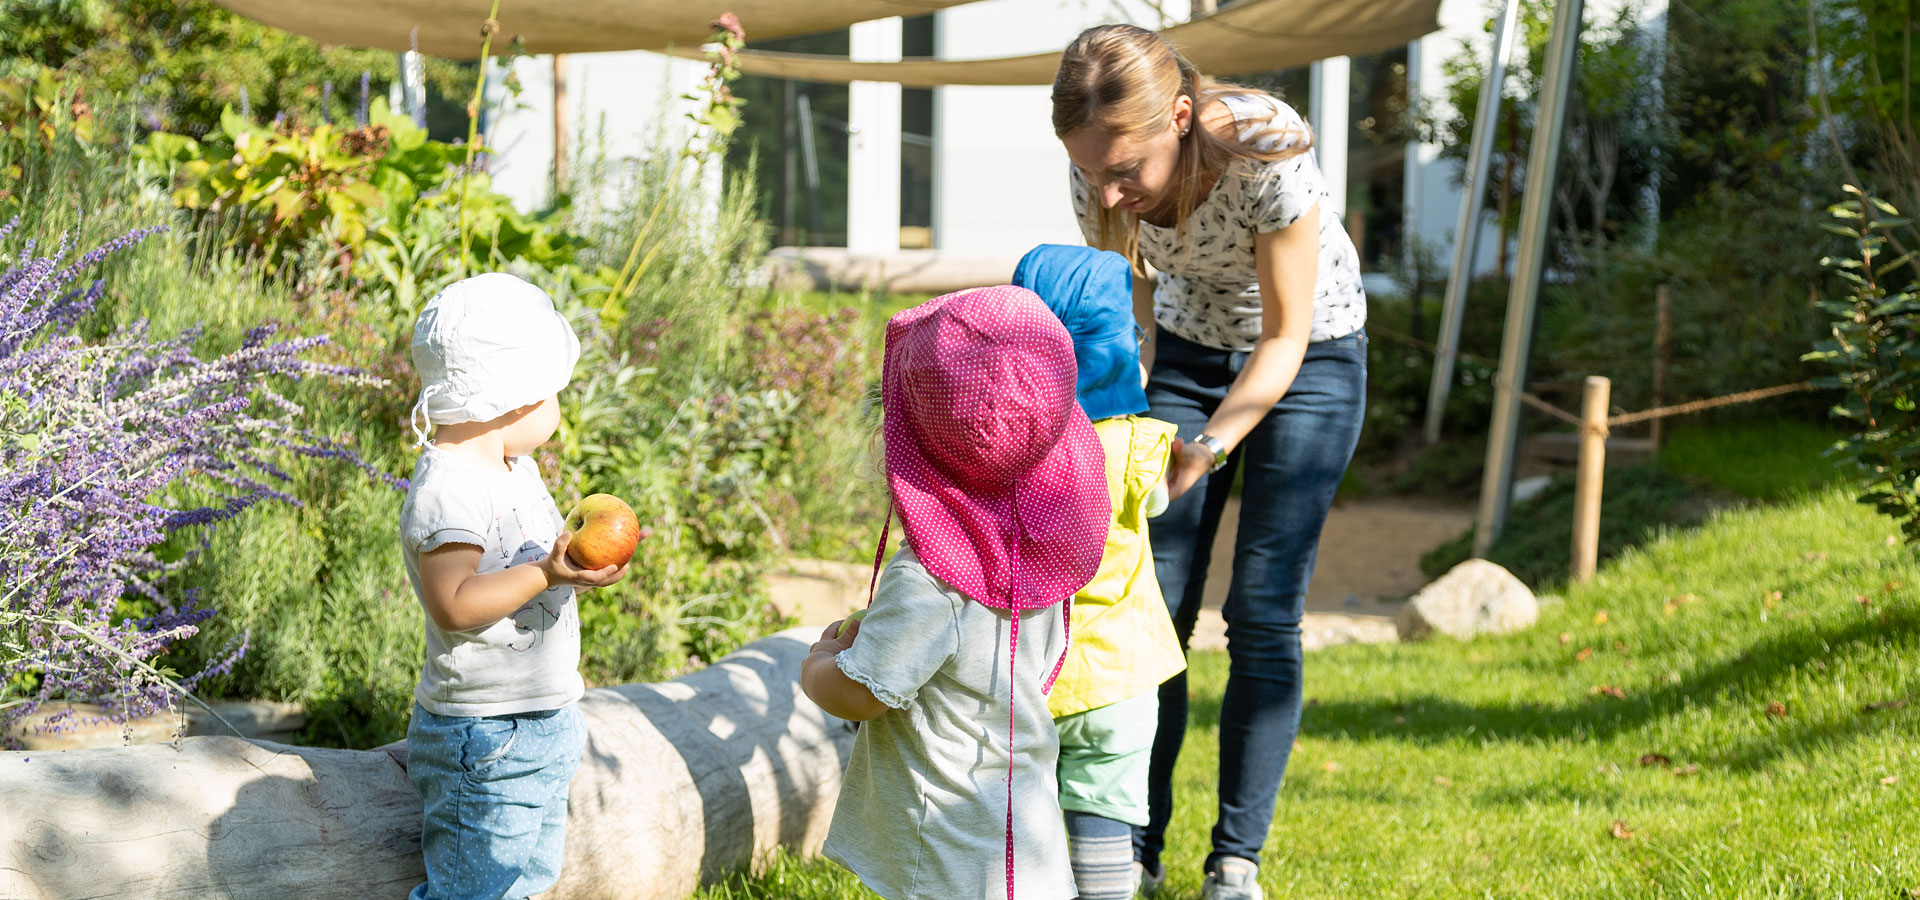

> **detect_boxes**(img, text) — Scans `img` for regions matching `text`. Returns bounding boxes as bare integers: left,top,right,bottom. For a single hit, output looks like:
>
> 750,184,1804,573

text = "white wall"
848,19,905,254
931,0,1174,255
486,50,710,213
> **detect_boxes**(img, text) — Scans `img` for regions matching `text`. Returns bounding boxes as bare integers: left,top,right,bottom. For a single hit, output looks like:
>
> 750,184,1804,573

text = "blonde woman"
1053,24,1368,900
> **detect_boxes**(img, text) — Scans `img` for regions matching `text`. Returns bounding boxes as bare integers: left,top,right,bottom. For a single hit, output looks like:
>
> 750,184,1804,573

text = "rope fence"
1368,322,1816,433
1371,314,1824,584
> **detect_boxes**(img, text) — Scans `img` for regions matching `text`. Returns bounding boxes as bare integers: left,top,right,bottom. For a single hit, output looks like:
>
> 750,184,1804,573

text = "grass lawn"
696,487,1920,898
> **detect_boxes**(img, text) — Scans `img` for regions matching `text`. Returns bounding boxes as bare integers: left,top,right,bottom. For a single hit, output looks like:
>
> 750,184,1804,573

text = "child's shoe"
1133,860,1164,897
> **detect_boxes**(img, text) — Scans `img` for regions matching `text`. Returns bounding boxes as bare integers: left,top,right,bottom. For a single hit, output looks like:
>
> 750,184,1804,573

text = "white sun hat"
409,272,581,444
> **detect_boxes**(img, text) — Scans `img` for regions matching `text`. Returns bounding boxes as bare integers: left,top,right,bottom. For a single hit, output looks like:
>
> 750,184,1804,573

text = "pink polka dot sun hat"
881,284,1110,611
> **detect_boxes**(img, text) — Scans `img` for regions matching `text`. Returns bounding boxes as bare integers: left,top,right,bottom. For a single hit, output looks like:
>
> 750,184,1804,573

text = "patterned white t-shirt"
1071,93,1367,350
399,446,583,718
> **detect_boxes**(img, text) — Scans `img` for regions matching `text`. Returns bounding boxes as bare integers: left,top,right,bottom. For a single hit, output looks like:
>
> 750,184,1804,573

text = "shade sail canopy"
694,0,1444,86
207,0,984,58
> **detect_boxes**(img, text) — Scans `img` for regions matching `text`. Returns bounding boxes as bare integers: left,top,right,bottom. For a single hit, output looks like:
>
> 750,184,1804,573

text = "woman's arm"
1166,202,1320,499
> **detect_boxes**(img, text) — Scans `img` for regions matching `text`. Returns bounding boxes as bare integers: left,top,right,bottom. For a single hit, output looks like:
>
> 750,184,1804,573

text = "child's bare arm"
801,619,889,721
417,532,627,632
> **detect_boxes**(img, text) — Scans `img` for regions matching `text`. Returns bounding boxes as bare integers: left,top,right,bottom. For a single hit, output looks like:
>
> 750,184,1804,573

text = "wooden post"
1651,284,1671,448
1572,376,1611,583
552,54,569,189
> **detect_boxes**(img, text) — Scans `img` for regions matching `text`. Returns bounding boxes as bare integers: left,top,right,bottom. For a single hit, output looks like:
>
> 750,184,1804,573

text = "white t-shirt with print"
1071,93,1368,351
399,446,583,718
823,545,1075,900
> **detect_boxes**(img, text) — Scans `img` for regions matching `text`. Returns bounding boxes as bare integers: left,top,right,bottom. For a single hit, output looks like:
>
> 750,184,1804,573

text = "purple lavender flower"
0,223,392,747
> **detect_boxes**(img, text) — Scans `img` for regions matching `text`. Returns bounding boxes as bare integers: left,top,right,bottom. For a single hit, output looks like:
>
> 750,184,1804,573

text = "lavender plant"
0,218,391,746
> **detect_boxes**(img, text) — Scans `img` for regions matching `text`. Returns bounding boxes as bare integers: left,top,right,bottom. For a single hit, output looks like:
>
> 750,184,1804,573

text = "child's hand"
811,617,860,656
541,532,629,590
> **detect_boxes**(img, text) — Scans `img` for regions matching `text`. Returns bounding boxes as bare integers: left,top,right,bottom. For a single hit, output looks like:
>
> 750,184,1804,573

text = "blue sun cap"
1011,244,1149,421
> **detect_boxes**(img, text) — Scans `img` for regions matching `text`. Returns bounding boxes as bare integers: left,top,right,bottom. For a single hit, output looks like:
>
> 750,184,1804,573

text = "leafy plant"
134,100,461,265
1805,187,1920,544
0,0,471,140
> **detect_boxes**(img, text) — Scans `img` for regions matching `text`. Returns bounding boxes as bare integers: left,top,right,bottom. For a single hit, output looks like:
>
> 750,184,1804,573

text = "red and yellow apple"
563,493,642,569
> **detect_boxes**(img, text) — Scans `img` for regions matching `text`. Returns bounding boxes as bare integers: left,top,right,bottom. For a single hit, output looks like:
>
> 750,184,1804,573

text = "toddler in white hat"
396,272,626,900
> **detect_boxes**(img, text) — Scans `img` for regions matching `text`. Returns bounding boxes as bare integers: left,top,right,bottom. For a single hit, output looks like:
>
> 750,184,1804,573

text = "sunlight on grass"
695,488,1919,898
1660,419,1845,501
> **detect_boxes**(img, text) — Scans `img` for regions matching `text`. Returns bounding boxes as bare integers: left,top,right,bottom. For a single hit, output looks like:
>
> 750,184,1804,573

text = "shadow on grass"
1291,600,1920,773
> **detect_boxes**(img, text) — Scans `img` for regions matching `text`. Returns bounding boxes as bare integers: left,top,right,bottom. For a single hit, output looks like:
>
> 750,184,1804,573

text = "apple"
563,493,642,569
837,607,869,638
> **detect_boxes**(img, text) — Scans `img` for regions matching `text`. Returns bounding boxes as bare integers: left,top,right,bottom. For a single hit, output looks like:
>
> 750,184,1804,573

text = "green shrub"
1805,188,1920,544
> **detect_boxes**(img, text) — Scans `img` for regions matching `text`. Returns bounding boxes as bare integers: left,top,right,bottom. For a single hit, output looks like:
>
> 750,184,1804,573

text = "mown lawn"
695,487,1920,898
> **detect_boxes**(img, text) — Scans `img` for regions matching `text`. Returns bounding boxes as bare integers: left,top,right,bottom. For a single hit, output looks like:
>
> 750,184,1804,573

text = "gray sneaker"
1200,857,1263,900
1133,861,1165,897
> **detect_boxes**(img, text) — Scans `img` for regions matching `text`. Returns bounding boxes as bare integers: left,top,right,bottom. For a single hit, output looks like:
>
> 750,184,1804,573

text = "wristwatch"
1192,433,1229,473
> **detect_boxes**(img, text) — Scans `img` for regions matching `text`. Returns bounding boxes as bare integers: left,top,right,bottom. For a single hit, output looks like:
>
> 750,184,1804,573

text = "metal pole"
1424,0,1519,445
552,55,569,189
796,92,825,241
1473,0,1584,558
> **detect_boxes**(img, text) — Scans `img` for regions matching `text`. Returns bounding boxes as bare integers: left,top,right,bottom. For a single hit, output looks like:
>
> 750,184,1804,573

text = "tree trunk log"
0,628,854,900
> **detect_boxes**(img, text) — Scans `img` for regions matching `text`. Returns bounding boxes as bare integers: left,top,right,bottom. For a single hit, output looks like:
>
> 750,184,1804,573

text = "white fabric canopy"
208,0,983,58
688,0,1444,86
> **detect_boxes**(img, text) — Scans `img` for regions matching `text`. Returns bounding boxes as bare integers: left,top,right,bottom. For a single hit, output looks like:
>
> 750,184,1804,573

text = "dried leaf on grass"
1610,820,1634,840
1663,593,1697,615
1576,647,1596,662
1672,764,1700,777
1862,700,1910,713
1765,701,1788,719
1593,611,1610,625
1881,775,1899,786
1432,775,1453,787
1636,753,1672,767
1591,684,1627,699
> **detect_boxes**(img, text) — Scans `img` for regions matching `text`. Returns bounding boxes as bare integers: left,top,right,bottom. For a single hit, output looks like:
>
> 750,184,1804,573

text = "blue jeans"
407,703,587,900
1132,329,1366,873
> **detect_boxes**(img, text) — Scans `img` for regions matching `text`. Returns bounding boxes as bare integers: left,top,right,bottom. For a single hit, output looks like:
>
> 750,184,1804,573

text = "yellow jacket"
1048,415,1187,718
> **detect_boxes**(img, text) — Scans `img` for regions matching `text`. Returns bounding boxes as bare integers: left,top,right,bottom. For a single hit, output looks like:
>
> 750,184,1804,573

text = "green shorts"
1054,688,1160,826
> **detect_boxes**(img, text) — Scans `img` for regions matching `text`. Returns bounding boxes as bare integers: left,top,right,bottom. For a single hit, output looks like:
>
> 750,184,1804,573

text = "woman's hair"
1052,24,1312,271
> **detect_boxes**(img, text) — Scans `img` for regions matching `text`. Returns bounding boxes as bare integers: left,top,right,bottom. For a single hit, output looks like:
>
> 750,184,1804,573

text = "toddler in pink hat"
801,285,1111,900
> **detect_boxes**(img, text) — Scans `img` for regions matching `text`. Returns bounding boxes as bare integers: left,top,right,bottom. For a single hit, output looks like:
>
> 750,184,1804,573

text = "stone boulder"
1395,559,1538,641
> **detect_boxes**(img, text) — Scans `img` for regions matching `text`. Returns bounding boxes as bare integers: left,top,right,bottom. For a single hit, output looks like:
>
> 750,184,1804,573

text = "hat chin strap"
408,385,442,447
1002,488,1073,900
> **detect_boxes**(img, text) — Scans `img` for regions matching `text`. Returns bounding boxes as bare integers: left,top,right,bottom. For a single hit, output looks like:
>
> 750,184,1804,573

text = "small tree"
1419,0,1670,271
1806,187,1920,544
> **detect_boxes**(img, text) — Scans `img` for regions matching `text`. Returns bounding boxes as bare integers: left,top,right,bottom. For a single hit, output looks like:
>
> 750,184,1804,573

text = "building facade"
485,0,1664,292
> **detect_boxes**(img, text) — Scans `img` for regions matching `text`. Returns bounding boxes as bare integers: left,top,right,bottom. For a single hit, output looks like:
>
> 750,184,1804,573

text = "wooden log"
1572,376,1611,583
0,628,854,900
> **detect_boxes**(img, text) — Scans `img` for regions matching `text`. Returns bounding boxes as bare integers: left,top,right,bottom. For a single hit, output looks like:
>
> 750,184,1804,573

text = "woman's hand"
1166,436,1216,501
